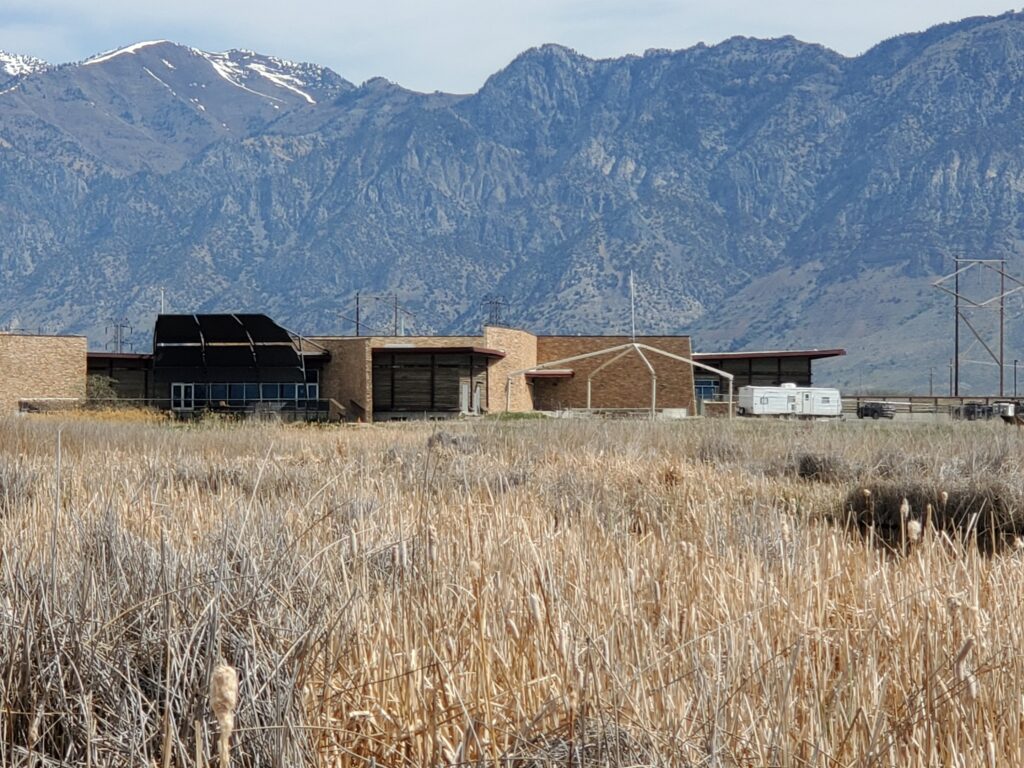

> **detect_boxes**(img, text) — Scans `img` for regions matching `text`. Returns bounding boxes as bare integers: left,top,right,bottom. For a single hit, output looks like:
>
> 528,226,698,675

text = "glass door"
171,383,194,411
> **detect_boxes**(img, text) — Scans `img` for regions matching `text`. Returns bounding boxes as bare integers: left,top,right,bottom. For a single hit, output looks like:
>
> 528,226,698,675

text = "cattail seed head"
941,491,949,506
210,662,239,768
506,616,520,641
906,520,922,543
528,593,542,624
862,488,872,499
427,525,438,564
964,671,980,701
900,498,911,518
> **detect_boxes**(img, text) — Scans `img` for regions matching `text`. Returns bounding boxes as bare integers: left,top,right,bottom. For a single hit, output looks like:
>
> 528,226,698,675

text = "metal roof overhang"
372,346,506,359
693,348,846,361
525,369,575,378
87,352,154,362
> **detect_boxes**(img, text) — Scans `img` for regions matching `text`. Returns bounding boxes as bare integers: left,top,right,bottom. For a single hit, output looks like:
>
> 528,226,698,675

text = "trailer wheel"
871,412,880,420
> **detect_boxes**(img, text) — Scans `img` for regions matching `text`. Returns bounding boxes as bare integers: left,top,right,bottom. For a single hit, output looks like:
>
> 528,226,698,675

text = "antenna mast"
629,271,636,342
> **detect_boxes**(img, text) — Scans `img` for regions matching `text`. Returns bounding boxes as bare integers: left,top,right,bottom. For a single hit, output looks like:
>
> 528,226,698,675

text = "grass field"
1,414,1022,767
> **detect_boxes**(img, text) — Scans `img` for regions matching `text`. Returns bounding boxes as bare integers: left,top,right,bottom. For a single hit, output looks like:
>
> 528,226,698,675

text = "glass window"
228,384,245,404
244,384,259,402
210,384,228,404
282,383,296,400
694,377,720,401
307,383,319,400
261,383,279,401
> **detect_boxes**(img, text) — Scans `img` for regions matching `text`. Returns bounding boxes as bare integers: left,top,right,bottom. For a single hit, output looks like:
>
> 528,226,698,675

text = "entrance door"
460,382,471,414
472,383,483,415
171,383,194,411
803,392,811,414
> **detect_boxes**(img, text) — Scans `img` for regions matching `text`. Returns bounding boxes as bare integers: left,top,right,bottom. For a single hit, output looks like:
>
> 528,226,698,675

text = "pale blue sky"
0,1,1017,92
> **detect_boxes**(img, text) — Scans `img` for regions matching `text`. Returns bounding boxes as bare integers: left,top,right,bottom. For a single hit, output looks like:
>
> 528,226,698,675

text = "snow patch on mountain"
198,50,285,104
246,62,315,104
84,41,171,66
0,50,49,77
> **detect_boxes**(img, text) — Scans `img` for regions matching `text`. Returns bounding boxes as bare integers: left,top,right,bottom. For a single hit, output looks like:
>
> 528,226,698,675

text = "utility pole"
954,266,959,396
482,294,509,327
105,319,132,354
1000,260,1006,396
929,367,934,397
355,293,361,336
935,258,1022,398
393,295,399,336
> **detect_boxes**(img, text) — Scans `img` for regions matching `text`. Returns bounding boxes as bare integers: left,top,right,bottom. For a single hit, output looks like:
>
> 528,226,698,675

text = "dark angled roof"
153,313,306,370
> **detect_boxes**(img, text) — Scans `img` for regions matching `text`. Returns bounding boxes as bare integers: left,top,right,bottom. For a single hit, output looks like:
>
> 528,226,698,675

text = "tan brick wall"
483,326,538,412
310,337,372,420
532,336,695,412
0,334,87,414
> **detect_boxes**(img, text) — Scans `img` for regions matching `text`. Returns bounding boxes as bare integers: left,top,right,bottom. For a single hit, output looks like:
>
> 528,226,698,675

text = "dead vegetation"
1,415,1023,766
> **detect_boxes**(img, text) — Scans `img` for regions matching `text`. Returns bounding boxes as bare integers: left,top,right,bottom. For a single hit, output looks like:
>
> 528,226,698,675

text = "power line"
105,318,133,353
481,294,509,327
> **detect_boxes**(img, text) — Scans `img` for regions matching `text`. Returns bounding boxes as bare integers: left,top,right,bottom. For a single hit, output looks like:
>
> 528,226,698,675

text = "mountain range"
4,14,1024,392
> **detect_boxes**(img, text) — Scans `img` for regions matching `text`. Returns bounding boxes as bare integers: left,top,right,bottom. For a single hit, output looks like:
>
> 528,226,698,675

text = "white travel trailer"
737,383,842,418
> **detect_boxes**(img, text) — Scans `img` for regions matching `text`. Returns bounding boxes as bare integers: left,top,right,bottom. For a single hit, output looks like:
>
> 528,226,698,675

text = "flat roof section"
693,348,846,361
373,346,506,358
88,352,154,362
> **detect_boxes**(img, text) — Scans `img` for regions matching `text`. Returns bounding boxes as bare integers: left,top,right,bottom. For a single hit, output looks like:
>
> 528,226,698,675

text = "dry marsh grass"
1,415,1023,766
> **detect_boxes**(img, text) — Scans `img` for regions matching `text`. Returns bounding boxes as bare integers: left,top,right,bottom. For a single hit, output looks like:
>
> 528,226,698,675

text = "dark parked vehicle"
856,401,896,419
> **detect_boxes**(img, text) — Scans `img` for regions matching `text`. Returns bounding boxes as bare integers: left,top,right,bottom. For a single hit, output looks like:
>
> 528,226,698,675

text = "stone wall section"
483,326,537,412
0,334,87,414
532,336,695,412
310,337,372,420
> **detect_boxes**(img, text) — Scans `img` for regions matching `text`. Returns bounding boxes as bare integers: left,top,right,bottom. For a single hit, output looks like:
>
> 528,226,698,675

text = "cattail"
780,520,792,545
528,593,544,626
506,616,520,641
28,706,42,749
900,498,911,519
427,525,438,565
210,662,239,768
862,488,872,499
940,490,949,506
906,520,922,543
964,671,980,701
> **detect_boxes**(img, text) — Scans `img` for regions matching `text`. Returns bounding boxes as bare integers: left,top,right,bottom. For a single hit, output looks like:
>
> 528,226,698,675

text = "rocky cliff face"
4,16,1024,392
